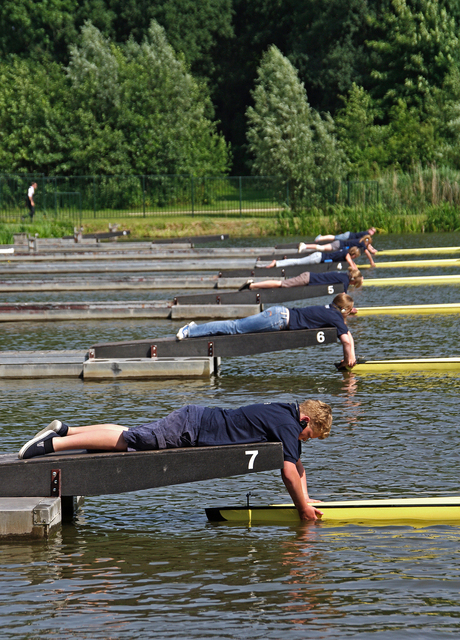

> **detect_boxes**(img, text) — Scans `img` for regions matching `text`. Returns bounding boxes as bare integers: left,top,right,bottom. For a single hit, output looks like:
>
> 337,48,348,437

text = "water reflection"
2,232,460,638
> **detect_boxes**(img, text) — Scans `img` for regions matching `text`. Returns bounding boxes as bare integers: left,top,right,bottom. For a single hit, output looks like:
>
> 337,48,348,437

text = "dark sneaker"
18,431,58,460
238,279,254,291
33,420,69,439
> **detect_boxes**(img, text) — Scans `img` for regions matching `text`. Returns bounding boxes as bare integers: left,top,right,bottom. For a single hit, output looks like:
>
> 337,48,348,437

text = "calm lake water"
1,232,460,639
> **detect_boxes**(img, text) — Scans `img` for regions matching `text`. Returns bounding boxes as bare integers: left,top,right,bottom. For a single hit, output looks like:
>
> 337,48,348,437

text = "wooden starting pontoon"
89,327,338,360
206,496,460,525
0,442,283,498
150,234,229,244
173,283,343,306
218,262,349,279
274,243,460,256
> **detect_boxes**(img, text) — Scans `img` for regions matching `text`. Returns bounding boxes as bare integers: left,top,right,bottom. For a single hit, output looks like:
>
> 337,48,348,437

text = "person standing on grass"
25,182,37,221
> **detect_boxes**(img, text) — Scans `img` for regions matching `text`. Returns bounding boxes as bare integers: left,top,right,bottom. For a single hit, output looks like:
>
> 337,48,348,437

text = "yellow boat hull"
349,358,460,373
357,303,460,316
378,246,460,256
361,258,460,269
365,275,460,286
206,497,460,525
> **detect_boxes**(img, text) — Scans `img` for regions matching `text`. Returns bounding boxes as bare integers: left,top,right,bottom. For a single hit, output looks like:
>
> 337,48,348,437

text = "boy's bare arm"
281,461,323,520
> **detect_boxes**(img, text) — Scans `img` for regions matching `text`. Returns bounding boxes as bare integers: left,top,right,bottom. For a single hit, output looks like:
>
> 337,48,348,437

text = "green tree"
0,0,78,62
288,0,376,113
118,21,230,175
366,0,459,114
65,21,230,175
104,0,233,81
384,99,437,169
336,83,386,177
0,57,69,174
246,45,346,207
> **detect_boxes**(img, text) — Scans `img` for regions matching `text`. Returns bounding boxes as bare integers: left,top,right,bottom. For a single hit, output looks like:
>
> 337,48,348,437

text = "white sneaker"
298,242,307,252
314,235,321,242
176,321,197,340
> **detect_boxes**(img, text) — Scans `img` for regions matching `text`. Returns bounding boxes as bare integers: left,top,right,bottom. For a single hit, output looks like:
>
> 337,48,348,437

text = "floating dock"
218,263,349,279
0,301,263,322
0,259,256,274
173,283,343,306
89,327,338,360
205,496,460,525
0,497,62,538
0,442,282,537
0,276,219,292
0,350,216,379
0,442,283,498
0,328,338,380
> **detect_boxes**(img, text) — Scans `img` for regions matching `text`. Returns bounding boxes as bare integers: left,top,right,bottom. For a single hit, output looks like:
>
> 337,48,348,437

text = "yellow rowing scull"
206,496,460,525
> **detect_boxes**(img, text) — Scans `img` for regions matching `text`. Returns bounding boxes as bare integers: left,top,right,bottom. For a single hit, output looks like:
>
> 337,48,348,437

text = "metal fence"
0,174,380,222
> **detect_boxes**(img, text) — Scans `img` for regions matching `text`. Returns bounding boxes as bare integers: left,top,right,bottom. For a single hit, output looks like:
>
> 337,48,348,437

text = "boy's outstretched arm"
339,332,356,368
281,460,323,521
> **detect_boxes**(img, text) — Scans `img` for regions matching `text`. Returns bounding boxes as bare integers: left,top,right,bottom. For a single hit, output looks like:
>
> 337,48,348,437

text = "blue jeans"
335,231,350,241
276,251,322,267
188,306,290,337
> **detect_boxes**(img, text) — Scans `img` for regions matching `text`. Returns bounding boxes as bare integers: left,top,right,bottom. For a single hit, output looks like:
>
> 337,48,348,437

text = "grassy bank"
1,203,459,243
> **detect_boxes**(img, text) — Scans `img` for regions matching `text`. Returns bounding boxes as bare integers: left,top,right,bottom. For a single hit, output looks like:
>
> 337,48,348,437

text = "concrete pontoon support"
0,497,61,539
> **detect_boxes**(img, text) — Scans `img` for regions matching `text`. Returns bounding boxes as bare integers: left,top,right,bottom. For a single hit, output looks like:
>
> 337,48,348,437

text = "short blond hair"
299,400,332,439
348,246,360,258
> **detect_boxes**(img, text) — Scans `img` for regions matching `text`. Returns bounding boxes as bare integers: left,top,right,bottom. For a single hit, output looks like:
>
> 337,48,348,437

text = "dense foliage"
2,0,460,181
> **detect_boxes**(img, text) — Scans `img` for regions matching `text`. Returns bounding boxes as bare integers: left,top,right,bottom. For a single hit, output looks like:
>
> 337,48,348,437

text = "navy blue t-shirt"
344,237,366,248
198,402,302,463
288,304,349,336
348,230,368,240
308,271,350,293
321,248,349,262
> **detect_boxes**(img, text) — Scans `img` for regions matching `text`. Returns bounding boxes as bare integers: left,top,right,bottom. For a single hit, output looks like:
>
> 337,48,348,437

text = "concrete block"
0,361,84,378
170,304,261,319
83,357,214,379
0,498,61,539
